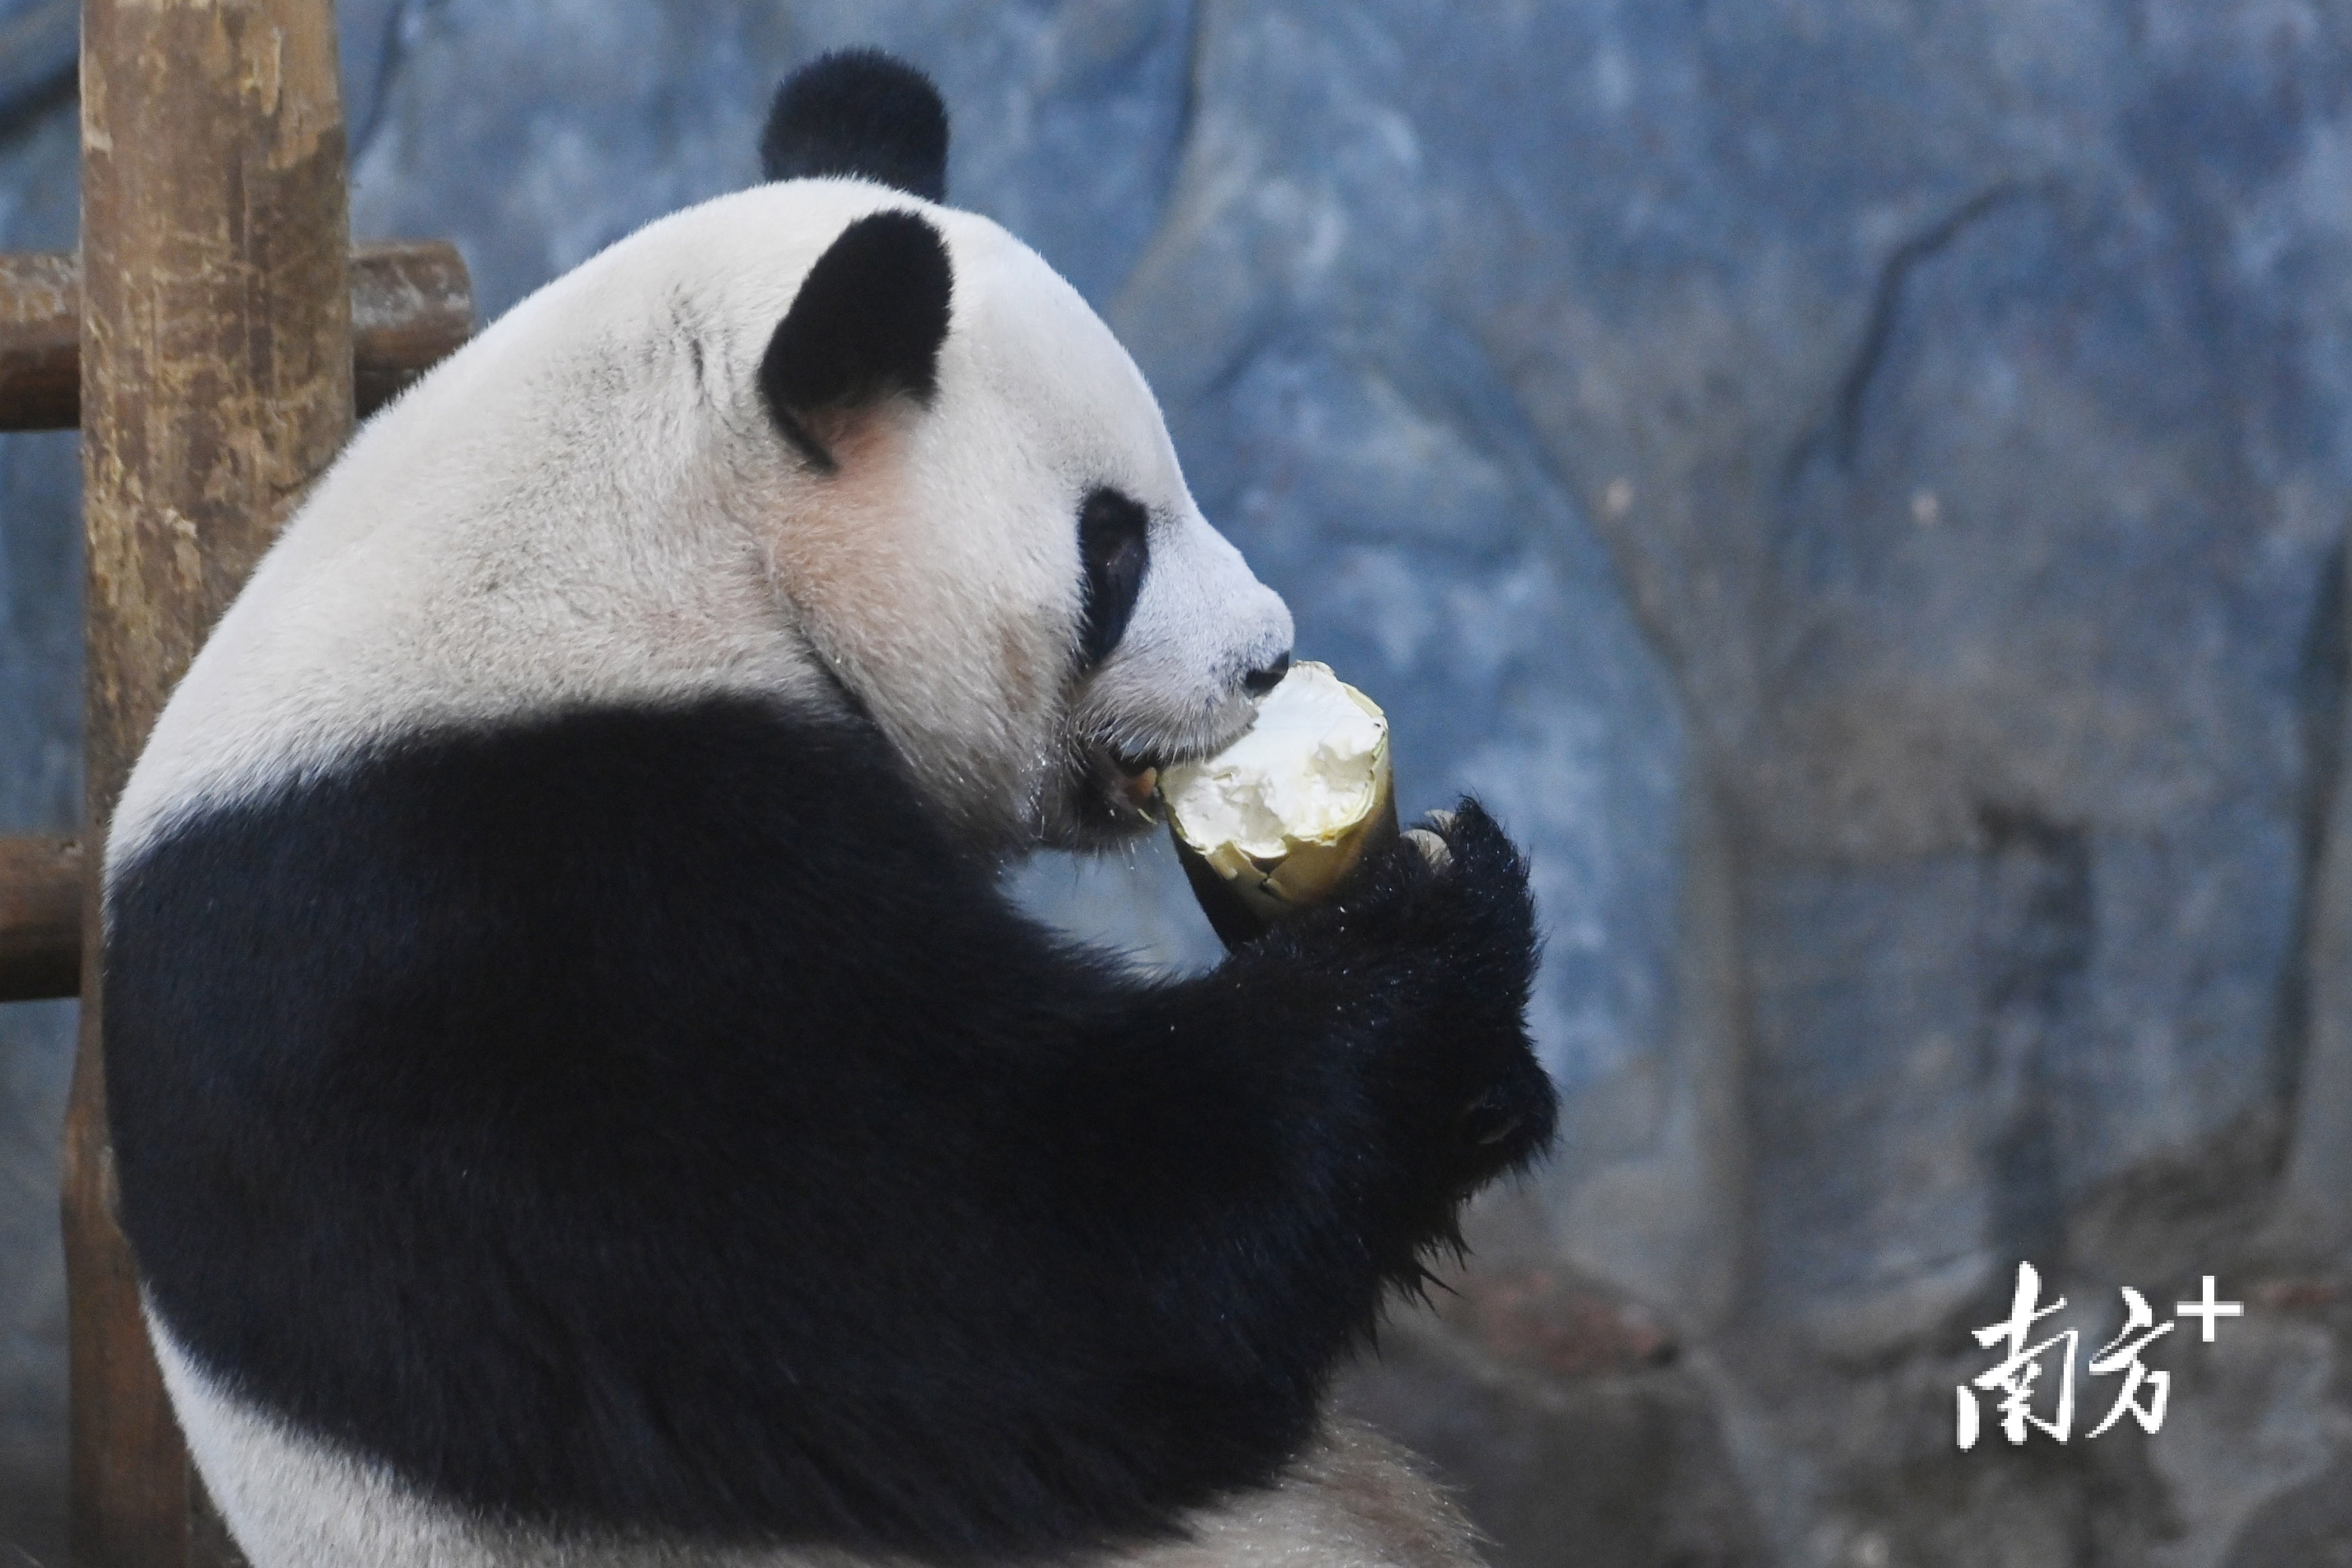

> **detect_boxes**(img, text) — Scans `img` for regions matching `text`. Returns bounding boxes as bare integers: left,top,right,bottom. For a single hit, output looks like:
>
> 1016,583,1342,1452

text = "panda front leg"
948,799,1556,1563
851,795,1554,1568
1048,797,1556,1328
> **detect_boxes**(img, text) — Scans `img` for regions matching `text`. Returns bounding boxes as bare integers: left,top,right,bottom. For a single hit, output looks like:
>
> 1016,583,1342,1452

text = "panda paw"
1289,798,1557,1200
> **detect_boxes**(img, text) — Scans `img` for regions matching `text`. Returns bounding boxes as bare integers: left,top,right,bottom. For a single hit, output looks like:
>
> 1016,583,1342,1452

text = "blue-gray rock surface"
9,3,2352,1565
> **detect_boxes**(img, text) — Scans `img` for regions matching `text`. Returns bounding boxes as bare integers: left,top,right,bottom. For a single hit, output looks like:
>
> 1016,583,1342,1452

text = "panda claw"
1404,827,1450,872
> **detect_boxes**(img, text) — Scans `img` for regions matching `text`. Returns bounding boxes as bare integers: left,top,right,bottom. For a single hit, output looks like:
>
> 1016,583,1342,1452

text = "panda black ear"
759,211,953,472
761,50,948,203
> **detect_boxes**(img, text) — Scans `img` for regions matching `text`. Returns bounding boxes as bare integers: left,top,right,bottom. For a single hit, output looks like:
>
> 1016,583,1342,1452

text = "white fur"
160,1319,1479,1568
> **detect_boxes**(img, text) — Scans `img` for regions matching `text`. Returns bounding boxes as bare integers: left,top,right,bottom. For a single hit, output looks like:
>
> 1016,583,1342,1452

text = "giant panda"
102,50,1557,1568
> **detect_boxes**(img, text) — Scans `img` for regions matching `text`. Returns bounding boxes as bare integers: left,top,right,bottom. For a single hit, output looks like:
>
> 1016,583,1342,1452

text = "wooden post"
67,0,352,1560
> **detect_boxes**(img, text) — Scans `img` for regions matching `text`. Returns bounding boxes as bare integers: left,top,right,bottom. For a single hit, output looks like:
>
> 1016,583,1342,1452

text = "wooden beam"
0,834,81,1002
349,241,475,417
69,0,353,1559
0,240,470,431
0,249,75,430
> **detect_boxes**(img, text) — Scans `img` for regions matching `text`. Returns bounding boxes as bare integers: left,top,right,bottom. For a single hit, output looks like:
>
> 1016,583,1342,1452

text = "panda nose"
1242,652,1292,697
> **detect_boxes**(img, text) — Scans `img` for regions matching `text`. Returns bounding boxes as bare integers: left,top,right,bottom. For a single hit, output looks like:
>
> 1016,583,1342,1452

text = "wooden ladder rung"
0,834,79,1002
0,239,474,432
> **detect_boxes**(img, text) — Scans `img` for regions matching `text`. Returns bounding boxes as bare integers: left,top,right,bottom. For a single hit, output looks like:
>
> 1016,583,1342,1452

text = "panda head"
741,50,1292,853
114,52,1291,871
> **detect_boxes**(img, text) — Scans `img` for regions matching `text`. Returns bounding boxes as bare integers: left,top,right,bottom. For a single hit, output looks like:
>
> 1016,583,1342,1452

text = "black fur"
1077,488,1151,668
110,699,1553,1559
759,211,953,471
761,50,949,202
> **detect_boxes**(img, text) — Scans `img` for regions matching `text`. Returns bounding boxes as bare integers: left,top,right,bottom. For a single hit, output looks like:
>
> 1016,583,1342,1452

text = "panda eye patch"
1077,488,1151,668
